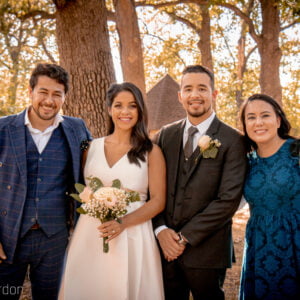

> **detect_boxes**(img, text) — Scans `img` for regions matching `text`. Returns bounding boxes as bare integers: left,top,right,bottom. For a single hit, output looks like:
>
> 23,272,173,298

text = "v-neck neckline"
103,138,129,169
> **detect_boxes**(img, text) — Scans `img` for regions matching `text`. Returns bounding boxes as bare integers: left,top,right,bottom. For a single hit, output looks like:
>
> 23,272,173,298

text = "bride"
59,82,166,300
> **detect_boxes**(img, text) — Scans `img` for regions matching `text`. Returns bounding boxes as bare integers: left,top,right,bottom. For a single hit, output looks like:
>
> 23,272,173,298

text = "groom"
154,65,247,300
0,63,91,299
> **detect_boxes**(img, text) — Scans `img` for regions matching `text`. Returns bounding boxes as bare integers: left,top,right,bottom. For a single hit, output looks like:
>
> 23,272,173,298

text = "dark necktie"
184,126,198,159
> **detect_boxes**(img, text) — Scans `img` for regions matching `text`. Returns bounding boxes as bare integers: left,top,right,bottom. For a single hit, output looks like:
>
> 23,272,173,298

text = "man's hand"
0,243,7,263
157,228,185,262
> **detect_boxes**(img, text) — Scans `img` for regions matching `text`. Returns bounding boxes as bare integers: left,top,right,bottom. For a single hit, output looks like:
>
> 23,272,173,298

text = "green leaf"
87,176,103,192
74,183,85,193
128,191,140,202
209,147,218,158
76,206,87,214
112,179,121,189
203,151,210,158
70,193,82,202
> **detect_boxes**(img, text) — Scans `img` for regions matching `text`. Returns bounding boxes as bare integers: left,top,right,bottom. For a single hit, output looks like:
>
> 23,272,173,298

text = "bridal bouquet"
71,177,140,253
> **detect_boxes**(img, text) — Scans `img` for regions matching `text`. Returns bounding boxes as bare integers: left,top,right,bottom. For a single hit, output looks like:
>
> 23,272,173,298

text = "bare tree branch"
245,45,257,65
166,11,200,33
20,10,55,21
106,10,116,22
281,20,300,31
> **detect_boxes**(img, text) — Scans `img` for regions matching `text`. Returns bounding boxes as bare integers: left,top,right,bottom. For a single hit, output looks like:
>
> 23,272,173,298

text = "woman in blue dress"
239,93,300,300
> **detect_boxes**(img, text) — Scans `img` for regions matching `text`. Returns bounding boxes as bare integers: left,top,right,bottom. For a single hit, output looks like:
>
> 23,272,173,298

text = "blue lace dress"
239,139,300,300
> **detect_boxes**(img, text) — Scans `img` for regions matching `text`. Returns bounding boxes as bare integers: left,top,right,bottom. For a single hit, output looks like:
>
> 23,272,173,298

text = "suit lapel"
61,118,80,182
167,120,185,197
9,110,27,181
183,116,220,186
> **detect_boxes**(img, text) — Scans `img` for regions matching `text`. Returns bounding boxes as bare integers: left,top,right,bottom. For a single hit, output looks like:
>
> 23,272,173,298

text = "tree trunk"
258,0,282,104
197,1,215,110
113,0,146,95
54,0,116,137
236,0,254,108
198,1,213,72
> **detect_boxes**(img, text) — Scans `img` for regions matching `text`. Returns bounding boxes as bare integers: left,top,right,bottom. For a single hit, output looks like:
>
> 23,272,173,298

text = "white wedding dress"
59,138,164,300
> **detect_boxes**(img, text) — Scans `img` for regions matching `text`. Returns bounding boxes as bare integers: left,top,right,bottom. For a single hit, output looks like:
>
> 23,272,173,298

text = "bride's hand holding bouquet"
71,176,140,253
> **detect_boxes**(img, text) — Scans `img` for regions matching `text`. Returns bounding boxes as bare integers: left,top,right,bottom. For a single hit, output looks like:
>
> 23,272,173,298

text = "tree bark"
236,0,254,108
258,0,282,104
113,0,146,95
197,1,213,72
197,1,215,110
54,0,116,137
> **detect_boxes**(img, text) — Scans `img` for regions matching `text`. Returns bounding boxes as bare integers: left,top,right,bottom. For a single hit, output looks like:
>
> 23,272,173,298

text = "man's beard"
187,104,211,118
32,105,57,121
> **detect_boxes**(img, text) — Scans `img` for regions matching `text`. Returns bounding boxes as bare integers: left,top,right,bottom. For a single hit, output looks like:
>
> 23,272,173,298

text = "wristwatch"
178,232,188,246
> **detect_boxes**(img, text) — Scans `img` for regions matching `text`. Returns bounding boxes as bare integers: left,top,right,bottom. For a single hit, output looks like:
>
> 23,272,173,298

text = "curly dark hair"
106,82,153,166
240,93,292,151
29,63,69,93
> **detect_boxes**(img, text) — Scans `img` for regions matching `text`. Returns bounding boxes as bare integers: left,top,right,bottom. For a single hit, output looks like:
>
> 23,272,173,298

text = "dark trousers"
162,257,226,300
0,228,68,300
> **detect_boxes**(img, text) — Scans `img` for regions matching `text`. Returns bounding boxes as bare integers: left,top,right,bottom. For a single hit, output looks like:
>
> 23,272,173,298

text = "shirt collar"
185,111,216,135
25,106,64,132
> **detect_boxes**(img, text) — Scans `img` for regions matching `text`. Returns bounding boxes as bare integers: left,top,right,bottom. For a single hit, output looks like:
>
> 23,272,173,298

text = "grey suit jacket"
154,116,247,268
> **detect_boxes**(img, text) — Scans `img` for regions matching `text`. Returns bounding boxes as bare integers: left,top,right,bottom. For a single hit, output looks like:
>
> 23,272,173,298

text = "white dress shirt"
155,112,216,237
183,111,215,152
25,108,64,154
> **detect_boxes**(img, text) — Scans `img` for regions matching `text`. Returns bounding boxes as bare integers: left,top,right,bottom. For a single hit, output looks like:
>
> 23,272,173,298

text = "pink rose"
104,194,118,208
79,186,93,203
198,135,211,151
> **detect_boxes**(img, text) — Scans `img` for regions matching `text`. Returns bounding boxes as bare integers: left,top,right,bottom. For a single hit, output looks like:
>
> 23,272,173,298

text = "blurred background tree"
0,0,299,136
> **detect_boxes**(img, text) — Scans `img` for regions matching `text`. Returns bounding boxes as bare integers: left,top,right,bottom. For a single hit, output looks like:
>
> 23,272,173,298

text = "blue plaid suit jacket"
0,109,92,263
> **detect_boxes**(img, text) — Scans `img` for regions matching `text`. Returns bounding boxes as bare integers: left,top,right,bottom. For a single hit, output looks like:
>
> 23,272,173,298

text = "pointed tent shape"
146,74,185,131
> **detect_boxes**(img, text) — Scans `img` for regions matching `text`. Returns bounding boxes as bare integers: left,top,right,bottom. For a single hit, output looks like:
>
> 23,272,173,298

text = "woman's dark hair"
240,93,292,151
106,82,153,166
29,63,69,93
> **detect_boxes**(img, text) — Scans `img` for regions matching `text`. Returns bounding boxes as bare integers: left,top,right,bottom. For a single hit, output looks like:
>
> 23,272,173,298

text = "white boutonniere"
196,135,221,160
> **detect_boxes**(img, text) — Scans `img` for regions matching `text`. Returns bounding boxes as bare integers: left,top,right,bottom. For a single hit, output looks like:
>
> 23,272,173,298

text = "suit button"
31,218,36,223
7,185,11,190
0,162,2,167
37,178,42,182
1,210,7,216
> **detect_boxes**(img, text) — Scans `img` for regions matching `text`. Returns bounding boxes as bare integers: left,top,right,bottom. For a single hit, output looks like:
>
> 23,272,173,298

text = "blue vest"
20,125,72,237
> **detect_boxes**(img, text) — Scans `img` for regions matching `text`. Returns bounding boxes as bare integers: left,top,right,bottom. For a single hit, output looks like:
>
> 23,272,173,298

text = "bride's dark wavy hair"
106,82,153,166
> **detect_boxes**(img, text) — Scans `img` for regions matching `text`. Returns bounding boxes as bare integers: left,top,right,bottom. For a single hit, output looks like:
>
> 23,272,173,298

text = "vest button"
31,218,36,223
39,158,43,162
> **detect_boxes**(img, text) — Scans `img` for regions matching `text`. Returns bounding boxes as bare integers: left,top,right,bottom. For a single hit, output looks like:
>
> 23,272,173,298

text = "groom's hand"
157,229,185,262
0,242,7,263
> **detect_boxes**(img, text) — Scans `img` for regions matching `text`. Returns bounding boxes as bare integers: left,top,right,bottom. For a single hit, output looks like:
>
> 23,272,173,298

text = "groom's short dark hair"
181,65,215,90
